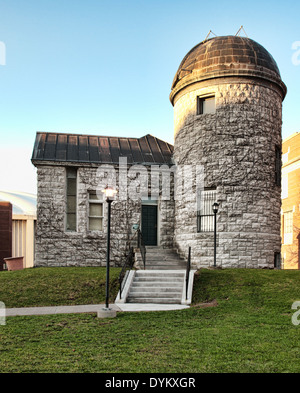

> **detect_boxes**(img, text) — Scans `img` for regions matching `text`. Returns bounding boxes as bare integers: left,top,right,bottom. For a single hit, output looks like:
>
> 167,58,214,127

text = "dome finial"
235,25,248,37
203,30,217,42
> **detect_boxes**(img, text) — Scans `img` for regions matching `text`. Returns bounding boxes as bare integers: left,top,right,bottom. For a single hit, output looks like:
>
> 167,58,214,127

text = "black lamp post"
102,185,117,310
212,202,219,268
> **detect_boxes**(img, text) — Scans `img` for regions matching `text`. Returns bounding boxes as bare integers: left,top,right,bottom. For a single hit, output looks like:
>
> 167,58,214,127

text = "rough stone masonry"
170,35,287,268
32,35,287,269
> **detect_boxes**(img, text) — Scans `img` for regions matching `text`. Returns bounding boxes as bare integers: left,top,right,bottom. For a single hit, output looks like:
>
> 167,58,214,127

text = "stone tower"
170,35,287,268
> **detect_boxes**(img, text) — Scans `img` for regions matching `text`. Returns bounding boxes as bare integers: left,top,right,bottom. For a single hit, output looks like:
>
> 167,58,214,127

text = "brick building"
281,132,300,269
0,202,12,271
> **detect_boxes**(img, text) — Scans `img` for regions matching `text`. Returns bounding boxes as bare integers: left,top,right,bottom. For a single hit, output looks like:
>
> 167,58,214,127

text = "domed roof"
170,35,286,104
0,191,36,215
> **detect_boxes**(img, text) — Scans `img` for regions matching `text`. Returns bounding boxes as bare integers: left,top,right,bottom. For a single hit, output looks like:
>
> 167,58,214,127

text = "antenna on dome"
203,30,217,42
235,25,248,37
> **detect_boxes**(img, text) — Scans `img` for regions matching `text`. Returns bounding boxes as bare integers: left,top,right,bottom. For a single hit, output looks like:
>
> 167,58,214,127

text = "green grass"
0,267,121,307
1,267,300,372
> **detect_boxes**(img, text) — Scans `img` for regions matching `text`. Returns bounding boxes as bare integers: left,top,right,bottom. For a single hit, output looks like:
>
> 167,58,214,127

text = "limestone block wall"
173,79,283,268
35,164,174,267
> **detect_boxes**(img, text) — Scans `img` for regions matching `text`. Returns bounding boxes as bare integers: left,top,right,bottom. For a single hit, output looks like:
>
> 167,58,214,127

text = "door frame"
141,198,160,246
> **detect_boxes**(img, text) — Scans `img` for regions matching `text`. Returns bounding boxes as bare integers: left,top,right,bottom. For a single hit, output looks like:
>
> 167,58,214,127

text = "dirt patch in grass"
192,299,218,308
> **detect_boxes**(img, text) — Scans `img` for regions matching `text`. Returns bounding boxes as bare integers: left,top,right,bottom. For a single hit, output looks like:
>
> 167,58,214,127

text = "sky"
0,0,299,195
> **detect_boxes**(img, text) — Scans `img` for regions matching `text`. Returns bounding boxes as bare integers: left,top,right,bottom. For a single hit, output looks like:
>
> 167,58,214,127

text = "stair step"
145,248,182,255
127,297,182,304
135,269,185,278
131,282,183,288
145,259,184,262
128,291,181,297
145,258,185,262
146,249,182,252
134,275,184,280
134,278,184,284
145,250,183,254
130,287,182,293
135,271,184,275
136,247,187,272
145,263,186,266
146,266,185,270
146,254,186,264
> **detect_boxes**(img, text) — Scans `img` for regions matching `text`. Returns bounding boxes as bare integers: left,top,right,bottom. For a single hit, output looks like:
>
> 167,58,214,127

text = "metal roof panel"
31,132,173,166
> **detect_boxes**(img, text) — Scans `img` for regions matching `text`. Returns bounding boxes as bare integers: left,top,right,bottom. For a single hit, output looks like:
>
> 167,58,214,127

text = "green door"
141,205,157,246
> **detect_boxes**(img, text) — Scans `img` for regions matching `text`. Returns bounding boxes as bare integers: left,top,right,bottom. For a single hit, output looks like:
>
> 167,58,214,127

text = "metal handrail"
119,246,134,299
118,228,146,299
137,229,146,270
186,247,191,300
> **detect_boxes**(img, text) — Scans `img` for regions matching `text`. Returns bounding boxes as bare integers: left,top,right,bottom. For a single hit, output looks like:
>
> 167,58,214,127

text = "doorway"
141,204,158,246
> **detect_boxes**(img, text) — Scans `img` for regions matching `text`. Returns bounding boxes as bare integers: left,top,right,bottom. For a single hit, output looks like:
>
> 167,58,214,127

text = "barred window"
88,191,103,231
197,189,217,232
66,168,77,231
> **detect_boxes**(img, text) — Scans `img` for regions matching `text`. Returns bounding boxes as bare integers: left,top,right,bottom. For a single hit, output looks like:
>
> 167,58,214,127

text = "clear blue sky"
0,0,299,194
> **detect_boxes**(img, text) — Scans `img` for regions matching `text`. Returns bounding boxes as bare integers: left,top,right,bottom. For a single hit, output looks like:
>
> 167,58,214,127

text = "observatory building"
31,35,286,269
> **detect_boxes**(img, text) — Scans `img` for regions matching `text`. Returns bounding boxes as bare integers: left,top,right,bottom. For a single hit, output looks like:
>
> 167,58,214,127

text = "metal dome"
170,35,287,104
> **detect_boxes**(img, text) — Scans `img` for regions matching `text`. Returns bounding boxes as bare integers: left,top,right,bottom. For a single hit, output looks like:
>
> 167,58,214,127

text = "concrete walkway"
6,303,189,317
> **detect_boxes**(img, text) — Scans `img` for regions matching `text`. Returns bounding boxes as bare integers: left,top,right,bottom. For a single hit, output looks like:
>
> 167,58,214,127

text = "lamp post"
99,185,117,318
212,202,219,268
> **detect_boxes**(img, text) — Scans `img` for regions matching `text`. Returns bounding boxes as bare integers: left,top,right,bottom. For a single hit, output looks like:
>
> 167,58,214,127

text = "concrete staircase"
126,270,185,304
136,246,186,270
115,246,195,306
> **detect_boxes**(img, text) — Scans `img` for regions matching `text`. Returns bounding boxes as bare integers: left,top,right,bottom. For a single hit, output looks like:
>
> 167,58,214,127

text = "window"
275,145,281,186
197,96,215,115
197,188,217,232
281,174,288,199
282,152,289,165
274,252,281,269
283,211,293,245
66,168,77,231
88,191,103,231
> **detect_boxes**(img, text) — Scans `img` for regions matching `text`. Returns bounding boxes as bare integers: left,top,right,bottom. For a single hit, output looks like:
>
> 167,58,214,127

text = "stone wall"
173,78,283,268
35,164,175,267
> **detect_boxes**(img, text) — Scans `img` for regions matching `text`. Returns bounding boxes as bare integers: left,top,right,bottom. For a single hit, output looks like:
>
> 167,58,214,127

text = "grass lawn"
0,267,300,373
0,266,121,307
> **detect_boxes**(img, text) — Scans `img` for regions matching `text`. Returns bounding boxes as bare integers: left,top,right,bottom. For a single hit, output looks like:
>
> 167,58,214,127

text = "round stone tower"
170,35,287,268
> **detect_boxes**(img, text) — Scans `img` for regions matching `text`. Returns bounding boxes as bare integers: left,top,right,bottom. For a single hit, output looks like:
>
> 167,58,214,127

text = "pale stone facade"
170,36,287,269
173,81,283,267
34,163,175,267
32,35,287,269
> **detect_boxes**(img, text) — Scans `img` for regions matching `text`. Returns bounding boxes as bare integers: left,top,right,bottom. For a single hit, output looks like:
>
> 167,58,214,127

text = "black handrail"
137,229,146,270
186,247,191,300
119,246,134,299
118,228,146,299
